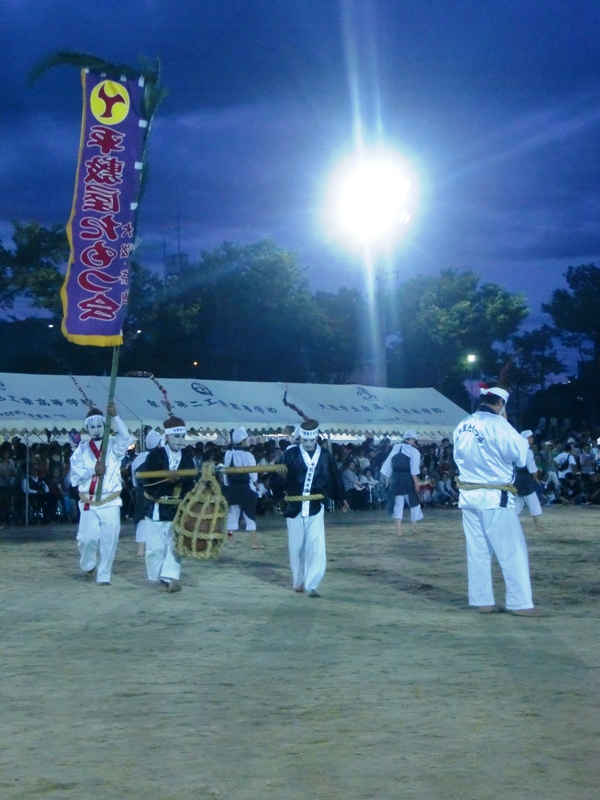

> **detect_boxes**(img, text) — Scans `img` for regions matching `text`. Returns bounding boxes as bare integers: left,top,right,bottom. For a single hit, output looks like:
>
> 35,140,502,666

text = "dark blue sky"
2,0,600,337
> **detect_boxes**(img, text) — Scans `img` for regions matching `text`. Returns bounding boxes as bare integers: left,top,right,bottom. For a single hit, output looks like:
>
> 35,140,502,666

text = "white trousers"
144,520,181,582
227,505,256,531
515,492,542,517
77,505,121,583
393,495,424,522
287,507,326,592
461,507,534,610
135,519,147,543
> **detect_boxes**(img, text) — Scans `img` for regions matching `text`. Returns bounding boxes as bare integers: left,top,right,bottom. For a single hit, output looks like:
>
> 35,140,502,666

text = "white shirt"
223,449,257,485
525,448,538,475
380,443,421,480
554,451,577,479
453,409,529,510
69,416,135,507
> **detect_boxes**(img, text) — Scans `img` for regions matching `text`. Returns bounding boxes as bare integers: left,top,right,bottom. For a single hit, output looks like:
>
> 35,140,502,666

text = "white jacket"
453,409,528,509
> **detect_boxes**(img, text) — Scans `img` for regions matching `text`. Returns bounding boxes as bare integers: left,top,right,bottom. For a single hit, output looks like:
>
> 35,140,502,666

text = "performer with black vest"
141,414,196,593
380,430,423,536
514,429,543,531
222,427,262,549
283,418,348,597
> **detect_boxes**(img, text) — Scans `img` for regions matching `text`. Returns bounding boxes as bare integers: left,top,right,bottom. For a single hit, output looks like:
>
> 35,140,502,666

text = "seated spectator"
561,473,586,504
21,463,51,522
587,473,600,505
358,467,386,507
341,460,368,510
0,446,16,527
579,445,596,475
555,444,578,479
433,471,458,506
417,468,434,506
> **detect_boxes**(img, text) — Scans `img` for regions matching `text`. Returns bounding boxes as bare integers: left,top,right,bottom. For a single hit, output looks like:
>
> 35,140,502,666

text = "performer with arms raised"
283,419,348,597
70,402,135,585
453,385,539,616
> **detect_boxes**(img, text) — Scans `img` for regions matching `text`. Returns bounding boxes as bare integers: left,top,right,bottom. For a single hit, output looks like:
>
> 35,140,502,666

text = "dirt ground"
1,504,599,800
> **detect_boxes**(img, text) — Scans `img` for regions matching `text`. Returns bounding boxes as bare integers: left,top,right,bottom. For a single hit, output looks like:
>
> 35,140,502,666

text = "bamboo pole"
94,345,121,500
135,464,286,480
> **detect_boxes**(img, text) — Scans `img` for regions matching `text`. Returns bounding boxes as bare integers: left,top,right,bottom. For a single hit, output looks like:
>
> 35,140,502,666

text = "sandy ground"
1,504,599,800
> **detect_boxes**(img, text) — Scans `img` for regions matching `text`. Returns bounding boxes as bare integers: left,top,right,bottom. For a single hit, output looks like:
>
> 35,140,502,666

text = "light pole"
467,354,477,412
326,150,418,386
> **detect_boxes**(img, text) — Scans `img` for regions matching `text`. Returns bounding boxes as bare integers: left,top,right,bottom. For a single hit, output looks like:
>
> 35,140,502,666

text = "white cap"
232,426,248,444
521,430,533,439
403,430,418,441
145,430,161,449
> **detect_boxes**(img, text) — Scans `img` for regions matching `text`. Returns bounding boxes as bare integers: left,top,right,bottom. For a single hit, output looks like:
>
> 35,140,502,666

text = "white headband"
86,414,105,426
299,427,319,440
480,387,509,403
165,426,187,436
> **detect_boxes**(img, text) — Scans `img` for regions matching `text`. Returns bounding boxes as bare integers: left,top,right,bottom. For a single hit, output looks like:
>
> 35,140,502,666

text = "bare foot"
510,607,542,617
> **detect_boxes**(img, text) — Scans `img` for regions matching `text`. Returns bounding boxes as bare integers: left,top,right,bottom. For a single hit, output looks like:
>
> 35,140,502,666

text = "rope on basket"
172,462,229,559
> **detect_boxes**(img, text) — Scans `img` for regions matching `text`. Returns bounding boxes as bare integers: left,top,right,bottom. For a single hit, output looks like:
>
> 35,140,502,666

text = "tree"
122,239,359,382
387,269,528,406
542,264,600,362
312,287,364,383
0,221,68,312
542,263,600,424
508,326,565,394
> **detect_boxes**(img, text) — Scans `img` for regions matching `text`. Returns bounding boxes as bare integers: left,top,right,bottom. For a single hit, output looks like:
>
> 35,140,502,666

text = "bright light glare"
467,354,477,363
338,161,410,242
326,152,417,246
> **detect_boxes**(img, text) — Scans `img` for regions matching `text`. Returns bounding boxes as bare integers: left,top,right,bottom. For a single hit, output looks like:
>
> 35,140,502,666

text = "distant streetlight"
467,354,477,412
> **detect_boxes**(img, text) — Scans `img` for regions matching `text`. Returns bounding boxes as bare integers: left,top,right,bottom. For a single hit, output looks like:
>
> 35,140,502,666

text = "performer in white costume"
283,419,348,597
453,386,539,616
130,430,162,555
222,427,262,549
514,430,543,531
70,402,135,585
141,415,196,593
380,430,424,535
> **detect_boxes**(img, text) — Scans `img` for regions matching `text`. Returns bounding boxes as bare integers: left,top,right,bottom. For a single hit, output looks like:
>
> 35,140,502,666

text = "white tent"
0,373,467,440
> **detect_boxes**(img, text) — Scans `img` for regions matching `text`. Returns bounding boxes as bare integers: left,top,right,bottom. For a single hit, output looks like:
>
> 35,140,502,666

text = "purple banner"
62,69,146,346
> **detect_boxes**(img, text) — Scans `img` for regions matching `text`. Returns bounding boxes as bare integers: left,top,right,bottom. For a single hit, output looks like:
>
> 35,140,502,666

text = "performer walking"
380,430,423,535
130,430,162,556
222,427,262,549
70,402,135,585
283,419,347,597
141,415,196,592
514,429,544,531
453,385,539,616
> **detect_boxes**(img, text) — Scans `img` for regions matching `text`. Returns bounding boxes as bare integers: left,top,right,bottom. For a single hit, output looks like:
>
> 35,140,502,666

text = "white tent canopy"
0,373,467,440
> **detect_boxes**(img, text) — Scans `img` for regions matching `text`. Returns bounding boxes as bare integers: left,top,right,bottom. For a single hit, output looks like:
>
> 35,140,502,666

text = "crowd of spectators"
2,419,600,527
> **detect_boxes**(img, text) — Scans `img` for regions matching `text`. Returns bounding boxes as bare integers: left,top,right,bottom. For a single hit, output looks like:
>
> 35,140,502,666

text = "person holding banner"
70,402,135,585
141,415,196,593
